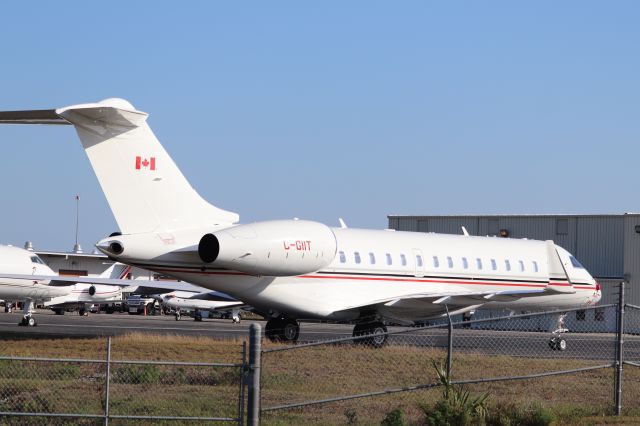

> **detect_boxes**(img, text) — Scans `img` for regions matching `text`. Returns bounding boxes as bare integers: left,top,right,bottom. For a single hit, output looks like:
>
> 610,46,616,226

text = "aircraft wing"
330,286,561,321
380,288,548,308
0,273,201,289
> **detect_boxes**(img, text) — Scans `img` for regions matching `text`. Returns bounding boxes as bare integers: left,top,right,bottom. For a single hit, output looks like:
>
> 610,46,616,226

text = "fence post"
615,281,625,416
446,307,453,378
238,341,247,426
104,336,112,426
247,323,262,426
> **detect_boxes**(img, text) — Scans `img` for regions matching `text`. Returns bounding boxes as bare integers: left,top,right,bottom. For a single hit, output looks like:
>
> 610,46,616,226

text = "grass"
1,333,639,425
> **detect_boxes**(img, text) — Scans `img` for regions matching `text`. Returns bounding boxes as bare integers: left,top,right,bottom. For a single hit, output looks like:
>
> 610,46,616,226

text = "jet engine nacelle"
84,284,122,302
198,220,337,276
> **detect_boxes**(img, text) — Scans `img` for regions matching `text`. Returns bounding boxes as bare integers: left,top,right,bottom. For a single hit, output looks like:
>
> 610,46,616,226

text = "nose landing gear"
18,300,37,327
548,313,568,351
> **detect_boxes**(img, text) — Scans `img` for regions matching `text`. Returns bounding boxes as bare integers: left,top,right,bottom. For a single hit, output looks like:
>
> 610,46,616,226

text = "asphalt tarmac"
0,309,636,362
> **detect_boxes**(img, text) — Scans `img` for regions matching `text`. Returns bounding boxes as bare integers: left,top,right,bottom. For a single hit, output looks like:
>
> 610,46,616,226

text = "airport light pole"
73,194,82,253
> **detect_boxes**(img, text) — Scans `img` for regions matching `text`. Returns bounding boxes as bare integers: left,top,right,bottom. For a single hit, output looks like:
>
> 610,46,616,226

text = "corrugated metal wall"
623,214,640,306
388,215,625,279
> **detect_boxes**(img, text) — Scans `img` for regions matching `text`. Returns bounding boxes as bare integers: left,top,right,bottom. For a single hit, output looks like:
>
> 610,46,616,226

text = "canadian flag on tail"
135,156,156,171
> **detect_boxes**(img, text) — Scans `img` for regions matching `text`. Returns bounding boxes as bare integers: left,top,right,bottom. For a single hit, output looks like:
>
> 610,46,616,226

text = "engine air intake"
199,233,220,263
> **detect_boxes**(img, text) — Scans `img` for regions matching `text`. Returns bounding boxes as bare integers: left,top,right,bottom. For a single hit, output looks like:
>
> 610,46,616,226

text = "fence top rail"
0,355,242,368
263,303,618,353
626,303,640,310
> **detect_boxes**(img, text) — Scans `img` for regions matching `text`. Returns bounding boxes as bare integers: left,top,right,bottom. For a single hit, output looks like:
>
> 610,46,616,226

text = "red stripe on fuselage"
150,266,596,291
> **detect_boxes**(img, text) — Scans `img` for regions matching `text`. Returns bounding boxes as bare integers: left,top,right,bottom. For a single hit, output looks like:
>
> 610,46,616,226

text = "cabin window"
339,251,346,263
491,259,497,270
447,256,453,268
433,256,440,268
532,261,539,272
505,260,511,271
476,258,482,270
30,256,45,265
386,253,392,265
416,255,423,267
518,260,525,272
369,252,376,264
570,256,585,269
400,254,407,266
461,257,468,269
354,252,361,264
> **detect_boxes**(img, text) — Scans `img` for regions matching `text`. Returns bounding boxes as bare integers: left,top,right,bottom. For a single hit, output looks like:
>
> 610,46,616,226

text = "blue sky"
0,2,638,251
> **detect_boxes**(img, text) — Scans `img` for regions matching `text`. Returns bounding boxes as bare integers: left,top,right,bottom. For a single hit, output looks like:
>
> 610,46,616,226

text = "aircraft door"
412,248,425,278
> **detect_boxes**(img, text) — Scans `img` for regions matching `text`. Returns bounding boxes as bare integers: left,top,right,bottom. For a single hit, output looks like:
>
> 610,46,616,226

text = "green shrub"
422,361,488,426
381,407,406,426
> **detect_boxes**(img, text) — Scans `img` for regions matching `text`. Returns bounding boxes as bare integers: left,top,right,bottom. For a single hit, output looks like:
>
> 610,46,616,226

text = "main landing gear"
548,313,568,351
352,322,388,348
265,317,300,343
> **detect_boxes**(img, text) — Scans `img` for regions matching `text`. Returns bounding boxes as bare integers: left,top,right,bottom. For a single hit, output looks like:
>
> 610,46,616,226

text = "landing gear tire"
549,337,567,351
232,314,241,324
265,318,300,343
194,312,203,322
353,322,388,348
19,316,36,327
174,312,181,321
79,309,88,317
53,308,64,315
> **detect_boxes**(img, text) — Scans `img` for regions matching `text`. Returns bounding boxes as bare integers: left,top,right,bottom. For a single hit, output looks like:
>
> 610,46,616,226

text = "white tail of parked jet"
0,98,239,234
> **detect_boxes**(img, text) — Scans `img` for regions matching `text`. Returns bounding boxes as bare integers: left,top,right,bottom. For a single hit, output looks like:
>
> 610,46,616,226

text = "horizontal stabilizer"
0,109,69,125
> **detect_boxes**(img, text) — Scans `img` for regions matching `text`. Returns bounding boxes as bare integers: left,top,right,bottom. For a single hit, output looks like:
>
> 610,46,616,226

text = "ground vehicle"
126,295,157,315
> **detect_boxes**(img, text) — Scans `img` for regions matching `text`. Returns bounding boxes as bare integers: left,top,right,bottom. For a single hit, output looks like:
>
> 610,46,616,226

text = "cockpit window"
30,256,45,265
570,256,585,269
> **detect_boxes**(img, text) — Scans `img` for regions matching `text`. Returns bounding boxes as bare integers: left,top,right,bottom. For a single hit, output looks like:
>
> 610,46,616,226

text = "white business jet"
0,244,243,326
153,291,243,322
45,263,131,316
0,99,602,347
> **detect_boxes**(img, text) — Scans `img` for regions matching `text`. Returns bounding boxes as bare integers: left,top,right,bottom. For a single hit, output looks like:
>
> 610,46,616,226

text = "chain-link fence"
4,283,640,425
259,286,632,425
0,337,247,425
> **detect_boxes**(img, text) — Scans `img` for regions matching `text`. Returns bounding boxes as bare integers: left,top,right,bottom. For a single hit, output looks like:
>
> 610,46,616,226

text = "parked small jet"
153,291,243,322
0,99,602,346
0,245,243,326
45,263,131,316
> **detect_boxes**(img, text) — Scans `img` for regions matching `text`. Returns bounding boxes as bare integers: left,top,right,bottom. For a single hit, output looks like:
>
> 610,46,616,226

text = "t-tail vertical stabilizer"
0,98,239,234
